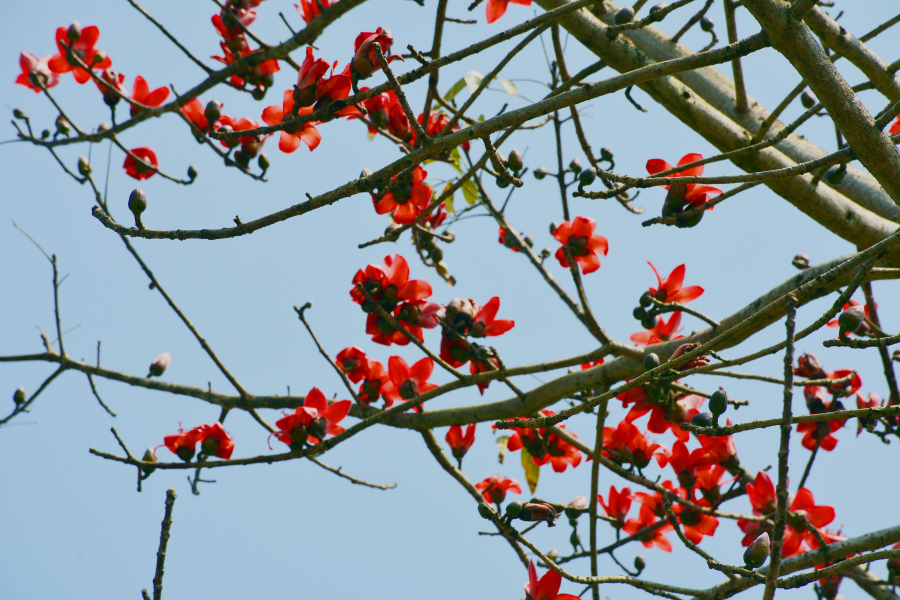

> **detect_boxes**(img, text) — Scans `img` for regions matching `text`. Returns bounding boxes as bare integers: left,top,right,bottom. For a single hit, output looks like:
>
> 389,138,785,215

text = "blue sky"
1,1,898,599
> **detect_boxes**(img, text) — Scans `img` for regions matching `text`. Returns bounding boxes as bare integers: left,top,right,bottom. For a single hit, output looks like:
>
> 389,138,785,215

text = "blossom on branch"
372,165,433,224
48,25,112,84
357,359,390,406
274,387,351,448
523,560,580,600
381,356,437,410
647,262,704,304
602,419,669,469
295,0,333,25
630,311,684,346
486,0,532,24
261,90,322,154
500,410,583,472
129,75,169,116
336,346,369,383
351,28,402,80
475,474,521,505
598,485,633,527
624,504,673,552
350,254,432,311
123,146,159,180
445,423,476,466
552,216,609,275
15,52,60,92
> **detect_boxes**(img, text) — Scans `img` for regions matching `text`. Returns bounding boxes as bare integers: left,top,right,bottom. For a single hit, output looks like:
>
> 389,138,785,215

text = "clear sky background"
1,1,898,599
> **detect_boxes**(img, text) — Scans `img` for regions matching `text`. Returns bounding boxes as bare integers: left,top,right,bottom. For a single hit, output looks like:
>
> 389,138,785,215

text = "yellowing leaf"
445,77,468,102
521,447,540,494
465,70,484,93
498,78,518,97
462,179,479,205
496,435,510,464
442,182,456,215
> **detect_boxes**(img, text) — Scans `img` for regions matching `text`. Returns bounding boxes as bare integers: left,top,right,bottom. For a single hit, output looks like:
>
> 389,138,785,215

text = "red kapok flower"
647,262,704,304
274,387,351,448
381,356,438,410
782,488,836,557
552,216,609,275
645,153,723,209
445,423,476,466
130,75,169,116
212,7,257,47
261,90,322,154
123,147,159,180
15,52,60,92
336,346,369,383
217,115,266,155
671,497,719,544
826,300,873,334
747,470,777,515
373,165,433,224
357,359,390,406
293,47,331,107
475,475,521,505
697,427,738,466
94,69,126,106
470,352,501,395
195,422,235,459
582,358,605,370
470,297,515,338
856,392,882,435
365,300,441,346
295,0,333,25
351,28,402,80
794,352,827,379
630,312,684,346
160,425,205,461
624,504,674,552
48,25,112,84
890,114,900,136
602,419,669,469
413,111,471,151
694,464,731,504
499,226,520,252
486,0,533,24
212,43,279,87
623,388,705,442
524,560,580,600
350,254,432,308
599,485,633,527
501,410,583,473
668,440,713,490
180,98,221,133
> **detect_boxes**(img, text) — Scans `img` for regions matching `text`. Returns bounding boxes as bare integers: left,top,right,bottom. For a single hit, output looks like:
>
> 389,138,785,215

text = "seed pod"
41,129,50,139
258,153,270,172
569,158,583,174
13,387,26,405
507,148,524,172
478,503,494,519
700,16,714,32
77,156,91,176
643,353,661,372
579,167,596,187
68,21,82,42
204,100,222,126
743,532,770,569
792,253,810,270
13,108,26,119
634,555,646,573
639,291,653,308
641,315,660,330
633,306,647,320
147,352,171,378
615,7,635,24
129,188,148,215
838,305,866,335
709,388,728,417
534,166,548,180
801,90,816,109
187,165,198,180
600,147,614,162
692,412,714,427
506,501,524,519
496,176,510,189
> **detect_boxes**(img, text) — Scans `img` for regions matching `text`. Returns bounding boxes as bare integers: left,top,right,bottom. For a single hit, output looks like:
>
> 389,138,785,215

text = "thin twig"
306,456,396,490
294,303,360,403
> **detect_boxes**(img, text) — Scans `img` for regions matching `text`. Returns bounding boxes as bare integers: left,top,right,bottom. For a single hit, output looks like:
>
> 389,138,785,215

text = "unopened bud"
540,248,551,259
801,90,816,109
431,245,444,262
507,148,524,172
600,147,614,161
666,183,688,209
633,306,647,320
384,223,402,238
579,167,596,187
68,21,82,42
148,352,171,378
360,167,372,178
41,129,50,139
506,501,524,519
700,16,714,32
13,387,26,405
615,7,635,24
496,175,510,189
92,51,107,65
649,3,668,16
549,221,559,235
13,108,26,119
643,353,661,372
838,305,866,335
187,165,198,180
824,164,846,186
743,532,770,569
77,156,91,176
524,235,534,248
478,502,495,519
568,158,583,174
258,153,270,172
56,115,71,136
709,388,728,416
204,100,222,126
792,253,810,270
141,448,157,475
261,72,275,89
129,188,148,215
534,166,548,180
98,122,111,133
691,412,714,428
893,349,900,363
647,385,664,401
634,555,646,573
641,315,659,330
494,150,507,168
639,291,653,308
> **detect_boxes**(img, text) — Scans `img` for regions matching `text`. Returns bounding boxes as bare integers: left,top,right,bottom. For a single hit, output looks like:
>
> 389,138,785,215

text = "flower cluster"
646,153,722,227
158,422,235,462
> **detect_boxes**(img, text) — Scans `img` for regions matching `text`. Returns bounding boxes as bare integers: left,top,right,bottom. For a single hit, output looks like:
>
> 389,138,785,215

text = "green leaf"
449,146,463,174
496,435,510,464
498,78,518,97
464,70,484,93
521,447,540,494
462,179,479,205
442,182,455,215
445,77,468,102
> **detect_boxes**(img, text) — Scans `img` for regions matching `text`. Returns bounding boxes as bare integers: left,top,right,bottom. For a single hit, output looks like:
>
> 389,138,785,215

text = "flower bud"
129,188,148,215
98,122,111,133
68,21,82,42
641,315,660,330
893,349,900,363
570,530,581,548
709,388,728,416
478,502,495,519
261,72,275,89
431,245,444,262
175,446,195,462
148,352,171,378
838,305,866,335
665,183,688,209
251,87,266,101
494,150,507,168
13,108,26,119
743,532,770,569
579,167,596,187
691,412,713,427
643,353,661,372
549,222,559,235
700,16,714,32
506,500,524,519
507,148,524,172
524,235,534,248
13,387,26,405
824,165,846,186
801,90,816,109
141,448,157,475
568,158,583,174
258,153,270,172
647,385,664,401
639,291,653,308
649,3,668,19
204,100,222,126
792,253,810,270
600,147,614,162
634,555,646,573
41,129,50,139
633,307,647,320
187,165,198,180
540,248,551,259
360,167,373,178
77,156,91,176
534,166,548,180
615,7,635,24
56,115,71,136
496,176,511,189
